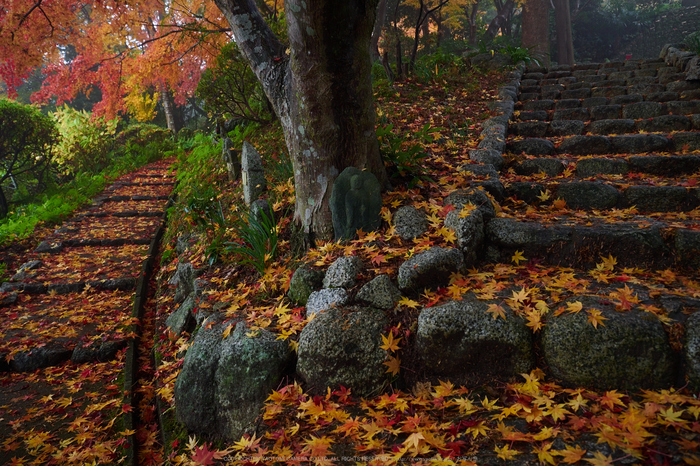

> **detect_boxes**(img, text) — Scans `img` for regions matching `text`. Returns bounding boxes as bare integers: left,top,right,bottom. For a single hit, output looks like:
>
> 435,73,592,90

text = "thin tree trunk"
214,0,388,244
465,1,479,45
370,0,388,62
0,187,8,220
160,88,177,133
521,0,550,65
409,0,448,71
555,0,574,65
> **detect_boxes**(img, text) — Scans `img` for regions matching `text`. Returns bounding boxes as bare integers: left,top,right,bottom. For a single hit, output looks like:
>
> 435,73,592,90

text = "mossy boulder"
175,318,292,440
416,295,533,383
297,307,388,397
542,296,677,390
288,265,324,306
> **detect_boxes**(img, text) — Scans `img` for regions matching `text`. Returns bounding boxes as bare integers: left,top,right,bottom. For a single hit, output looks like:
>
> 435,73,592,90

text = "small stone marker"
241,141,266,206
222,137,240,182
330,167,382,240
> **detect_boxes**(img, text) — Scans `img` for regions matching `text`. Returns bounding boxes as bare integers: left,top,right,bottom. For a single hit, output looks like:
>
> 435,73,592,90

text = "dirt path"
0,159,175,465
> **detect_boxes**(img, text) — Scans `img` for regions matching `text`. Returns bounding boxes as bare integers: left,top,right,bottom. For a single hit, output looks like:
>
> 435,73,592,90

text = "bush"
51,105,118,176
0,99,59,218
196,42,275,124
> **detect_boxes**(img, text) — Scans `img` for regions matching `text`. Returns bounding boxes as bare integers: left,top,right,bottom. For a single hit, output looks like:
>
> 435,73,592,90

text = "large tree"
213,0,389,244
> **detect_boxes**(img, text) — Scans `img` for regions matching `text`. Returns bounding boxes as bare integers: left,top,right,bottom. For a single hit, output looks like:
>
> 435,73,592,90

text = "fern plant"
226,207,279,275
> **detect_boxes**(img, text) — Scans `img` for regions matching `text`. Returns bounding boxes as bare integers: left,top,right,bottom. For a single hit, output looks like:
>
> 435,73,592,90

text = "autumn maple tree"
0,0,229,128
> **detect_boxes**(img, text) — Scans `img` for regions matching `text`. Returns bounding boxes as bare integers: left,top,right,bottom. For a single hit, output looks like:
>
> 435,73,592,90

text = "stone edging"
122,194,174,466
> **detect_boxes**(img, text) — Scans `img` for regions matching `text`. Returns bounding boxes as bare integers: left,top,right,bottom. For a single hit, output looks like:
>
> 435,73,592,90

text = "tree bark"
214,0,388,244
465,1,480,45
160,88,177,133
521,0,550,65
554,0,574,65
370,0,388,62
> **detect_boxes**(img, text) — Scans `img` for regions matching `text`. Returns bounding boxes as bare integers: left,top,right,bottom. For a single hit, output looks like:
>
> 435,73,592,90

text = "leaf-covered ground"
151,69,700,465
0,160,175,465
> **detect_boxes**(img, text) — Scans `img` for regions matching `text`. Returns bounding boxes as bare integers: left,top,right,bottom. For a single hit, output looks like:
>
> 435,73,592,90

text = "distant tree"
0,100,58,218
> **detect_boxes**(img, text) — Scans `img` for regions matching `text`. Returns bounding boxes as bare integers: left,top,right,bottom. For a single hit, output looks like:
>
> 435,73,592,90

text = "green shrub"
226,207,279,275
51,105,118,176
685,31,700,54
0,99,59,218
377,123,440,187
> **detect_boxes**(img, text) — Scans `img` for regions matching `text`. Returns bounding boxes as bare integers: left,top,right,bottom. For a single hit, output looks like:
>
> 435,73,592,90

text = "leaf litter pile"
0,160,175,465
150,71,700,466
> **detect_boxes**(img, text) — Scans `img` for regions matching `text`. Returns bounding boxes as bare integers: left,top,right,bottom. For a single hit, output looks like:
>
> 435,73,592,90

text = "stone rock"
174,262,197,304
222,137,240,182
481,114,511,130
514,158,565,177
556,181,620,209
166,294,197,335
10,345,73,372
507,138,555,156
306,288,350,317
518,110,548,121
398,247,463,292
672,131,700,151
542,296,676,390
591,86,627,98
468,149,504,169
610,134,670,153
356,275,401,310
685,312,700,390
552,108,589,121
288,265,325,306
692,114,700,129
445,208,484,266
590,105,622,120
11,260,42,281
72,338,127,364
648,90,680,101
507,181,546,203
636,115,692,133
610,94,643,105
576,158,629,178
470,52,512,70
459,163,499,179
241,141,266,206
582,97,609,108
554,99,581,109
34,241,63,254
297,307,388,396
175,319,292,440
323,256,363,289
250,199,274,226
667,80,700,92
510,121,548,138
687,56,700,81
523,100,554,111
416,295,533,383
622,101,664,119
667,100,700,115
393,206,428,240
628,155,700,175
558,135,612,155
624,186,688,212
330,167,382,241
549,120,585,136
444,188,496,221
561,88,591,99
587,119,636,135
477,135,506,153
675,229,700,269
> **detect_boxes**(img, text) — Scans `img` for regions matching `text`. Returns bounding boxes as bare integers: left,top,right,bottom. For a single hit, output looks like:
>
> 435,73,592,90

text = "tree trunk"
554,0,574,65
370,0,388,62
521,0,550,65
160,88,177,133
0,186,8,220
465,1,479,45
214,0,388,244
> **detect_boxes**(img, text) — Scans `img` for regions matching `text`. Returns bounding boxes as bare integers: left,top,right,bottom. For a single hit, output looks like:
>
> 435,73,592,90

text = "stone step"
512,115,700,137
516,99,700,121
484,216,699,270
503,178,699,213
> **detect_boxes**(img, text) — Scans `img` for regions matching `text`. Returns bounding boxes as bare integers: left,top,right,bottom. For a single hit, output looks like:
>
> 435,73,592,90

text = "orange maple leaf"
384,356,401,376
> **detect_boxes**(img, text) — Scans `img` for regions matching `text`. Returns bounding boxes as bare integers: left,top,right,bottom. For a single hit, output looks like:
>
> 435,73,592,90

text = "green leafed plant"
226,206,279,275
684,31,700,54
377,123,440,187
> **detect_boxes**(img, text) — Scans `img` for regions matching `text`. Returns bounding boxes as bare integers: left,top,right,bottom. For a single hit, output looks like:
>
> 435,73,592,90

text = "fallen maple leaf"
566,301,583,314
191,442,221,465
495,444,520,460
587,309,607,328
486,303,507,320
380,332,402,352
384,356,401,376
511,250,526,265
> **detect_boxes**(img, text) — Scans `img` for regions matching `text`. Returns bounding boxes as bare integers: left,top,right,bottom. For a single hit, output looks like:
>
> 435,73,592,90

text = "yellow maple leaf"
511,250,526,265
436,226,457,243
222,324,234,339
537,189,552,202
556,445,587,464
384,356,401,376
380,332,402,352
566,301,583,313
585,451,614,465
533,442,556,465
553,198,567,210
495,444,520,460
587,309,607,328
486,303,507,320
597,254,617,271
398,296,420,309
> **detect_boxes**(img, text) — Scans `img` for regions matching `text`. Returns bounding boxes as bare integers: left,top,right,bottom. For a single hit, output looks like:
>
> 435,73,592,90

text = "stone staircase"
478,53,700,271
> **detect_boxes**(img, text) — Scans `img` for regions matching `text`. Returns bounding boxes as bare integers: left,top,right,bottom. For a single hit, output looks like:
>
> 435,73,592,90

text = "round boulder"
297,307,388,396
416,296,533,383
542,296,677,390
